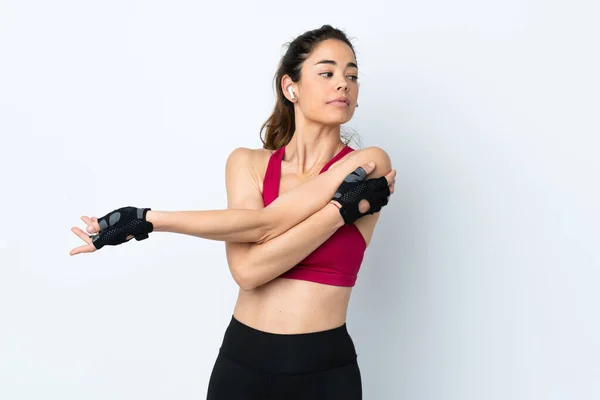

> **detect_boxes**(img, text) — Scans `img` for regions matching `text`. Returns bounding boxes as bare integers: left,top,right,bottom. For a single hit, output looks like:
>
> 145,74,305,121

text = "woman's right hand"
329,165,396,225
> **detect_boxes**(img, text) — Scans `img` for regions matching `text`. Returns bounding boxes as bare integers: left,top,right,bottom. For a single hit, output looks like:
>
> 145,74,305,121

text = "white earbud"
287,86,295,100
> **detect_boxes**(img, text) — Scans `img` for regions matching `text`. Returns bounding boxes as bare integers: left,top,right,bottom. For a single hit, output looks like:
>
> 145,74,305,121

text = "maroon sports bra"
262,145,367,287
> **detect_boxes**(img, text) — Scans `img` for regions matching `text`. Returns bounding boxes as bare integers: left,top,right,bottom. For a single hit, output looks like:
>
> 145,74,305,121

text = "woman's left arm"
71,147,391,256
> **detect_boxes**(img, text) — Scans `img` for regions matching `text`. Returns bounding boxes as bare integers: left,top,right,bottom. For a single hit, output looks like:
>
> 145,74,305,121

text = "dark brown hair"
259,25,358,150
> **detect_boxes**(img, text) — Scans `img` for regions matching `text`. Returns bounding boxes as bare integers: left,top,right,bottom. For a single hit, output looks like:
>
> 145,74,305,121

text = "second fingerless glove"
332,167,391,225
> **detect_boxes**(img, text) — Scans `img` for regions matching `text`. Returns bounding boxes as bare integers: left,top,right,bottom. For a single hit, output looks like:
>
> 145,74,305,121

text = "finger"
81,216,101,234
70,242,96,256
358,199,370,214
88,216,101,233
71,227,92,244
355,161,376,177
384,170,397,186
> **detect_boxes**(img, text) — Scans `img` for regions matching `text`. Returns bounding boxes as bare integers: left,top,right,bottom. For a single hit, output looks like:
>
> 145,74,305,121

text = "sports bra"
262,144,367,287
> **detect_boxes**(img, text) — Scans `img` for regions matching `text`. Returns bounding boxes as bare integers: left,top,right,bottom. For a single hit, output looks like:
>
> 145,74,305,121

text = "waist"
218,314,358,374
234,278,352,333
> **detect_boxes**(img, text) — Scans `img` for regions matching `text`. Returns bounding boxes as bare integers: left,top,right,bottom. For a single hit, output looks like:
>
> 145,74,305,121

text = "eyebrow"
313,59,358,69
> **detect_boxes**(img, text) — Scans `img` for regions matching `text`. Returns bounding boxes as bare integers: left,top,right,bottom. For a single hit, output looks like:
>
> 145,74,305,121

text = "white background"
1,0,598,399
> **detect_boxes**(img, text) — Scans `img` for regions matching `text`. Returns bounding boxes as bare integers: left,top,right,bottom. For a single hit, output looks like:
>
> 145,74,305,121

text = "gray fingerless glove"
90,206,153,250
332,167,391,225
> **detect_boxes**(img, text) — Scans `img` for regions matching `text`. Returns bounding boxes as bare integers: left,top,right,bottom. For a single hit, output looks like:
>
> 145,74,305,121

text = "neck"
284,119,345,176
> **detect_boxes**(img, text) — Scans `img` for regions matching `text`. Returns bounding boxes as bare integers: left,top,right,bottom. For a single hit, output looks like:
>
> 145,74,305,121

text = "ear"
281,74,296,102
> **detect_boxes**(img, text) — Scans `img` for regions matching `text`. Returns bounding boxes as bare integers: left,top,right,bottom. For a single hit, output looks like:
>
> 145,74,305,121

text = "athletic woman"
70,25,396,399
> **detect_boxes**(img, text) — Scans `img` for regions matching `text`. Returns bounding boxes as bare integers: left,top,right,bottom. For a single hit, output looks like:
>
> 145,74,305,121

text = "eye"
319,72,359,81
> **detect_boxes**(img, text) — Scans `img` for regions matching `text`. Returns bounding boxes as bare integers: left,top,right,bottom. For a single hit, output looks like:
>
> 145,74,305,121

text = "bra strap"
262,147,285,206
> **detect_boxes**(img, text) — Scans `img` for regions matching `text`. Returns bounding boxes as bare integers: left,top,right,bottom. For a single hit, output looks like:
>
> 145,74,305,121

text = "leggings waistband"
218,315,358,375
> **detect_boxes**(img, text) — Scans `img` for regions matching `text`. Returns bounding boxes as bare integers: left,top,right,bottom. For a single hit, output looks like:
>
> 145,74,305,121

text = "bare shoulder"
225,147,274,198
226,146,267,165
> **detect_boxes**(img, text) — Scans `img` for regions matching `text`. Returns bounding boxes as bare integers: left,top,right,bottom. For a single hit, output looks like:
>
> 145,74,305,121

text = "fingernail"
368,161,375,167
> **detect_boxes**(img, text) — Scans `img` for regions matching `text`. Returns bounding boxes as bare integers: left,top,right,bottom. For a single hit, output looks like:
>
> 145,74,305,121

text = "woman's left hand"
69,207,153,256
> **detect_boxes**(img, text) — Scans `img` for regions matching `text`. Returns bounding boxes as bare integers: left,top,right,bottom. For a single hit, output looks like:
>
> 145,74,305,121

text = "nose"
336,76,349,92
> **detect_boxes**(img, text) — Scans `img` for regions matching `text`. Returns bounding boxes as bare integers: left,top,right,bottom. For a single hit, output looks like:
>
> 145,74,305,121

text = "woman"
70,25,396,399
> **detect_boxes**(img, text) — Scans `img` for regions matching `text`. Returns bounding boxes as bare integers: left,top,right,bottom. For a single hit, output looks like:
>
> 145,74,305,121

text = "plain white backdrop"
1,0,598,399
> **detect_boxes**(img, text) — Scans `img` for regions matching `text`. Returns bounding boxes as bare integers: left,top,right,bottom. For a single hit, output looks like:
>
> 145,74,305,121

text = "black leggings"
207,315,362,399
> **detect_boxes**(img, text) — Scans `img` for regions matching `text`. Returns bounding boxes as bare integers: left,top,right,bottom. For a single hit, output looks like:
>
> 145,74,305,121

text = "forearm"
147,209,268,242
240,203,345,289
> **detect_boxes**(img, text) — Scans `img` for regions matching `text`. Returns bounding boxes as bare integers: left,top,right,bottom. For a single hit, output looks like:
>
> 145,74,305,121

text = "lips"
327,98,349,106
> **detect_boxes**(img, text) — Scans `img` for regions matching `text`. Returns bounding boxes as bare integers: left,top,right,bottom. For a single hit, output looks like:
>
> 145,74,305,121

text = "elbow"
232,265,258,291
239,279,257,292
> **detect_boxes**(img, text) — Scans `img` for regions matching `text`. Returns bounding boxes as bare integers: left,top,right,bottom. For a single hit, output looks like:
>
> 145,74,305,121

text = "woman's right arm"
146,146,388,243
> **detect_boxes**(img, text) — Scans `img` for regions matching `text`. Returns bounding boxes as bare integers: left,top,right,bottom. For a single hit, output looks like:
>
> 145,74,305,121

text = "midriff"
233,277,352,334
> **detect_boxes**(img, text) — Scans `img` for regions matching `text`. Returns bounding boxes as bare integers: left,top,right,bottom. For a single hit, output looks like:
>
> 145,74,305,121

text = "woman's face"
289,39,359,126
